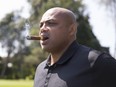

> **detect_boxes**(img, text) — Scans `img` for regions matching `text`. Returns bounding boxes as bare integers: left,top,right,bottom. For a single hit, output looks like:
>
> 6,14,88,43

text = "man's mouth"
41,36,49,41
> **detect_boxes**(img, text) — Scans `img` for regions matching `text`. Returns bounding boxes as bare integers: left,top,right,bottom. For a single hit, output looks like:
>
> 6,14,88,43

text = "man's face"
39,9,71,53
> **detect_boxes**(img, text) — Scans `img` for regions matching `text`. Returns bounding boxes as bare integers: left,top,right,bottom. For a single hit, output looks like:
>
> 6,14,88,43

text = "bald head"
42,7,77,26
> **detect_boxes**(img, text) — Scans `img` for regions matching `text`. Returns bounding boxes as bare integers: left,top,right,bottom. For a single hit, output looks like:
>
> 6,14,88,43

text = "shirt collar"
45,41,79,68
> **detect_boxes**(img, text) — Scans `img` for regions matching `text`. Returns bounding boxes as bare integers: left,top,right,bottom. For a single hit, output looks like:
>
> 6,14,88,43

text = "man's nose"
40,23,48,33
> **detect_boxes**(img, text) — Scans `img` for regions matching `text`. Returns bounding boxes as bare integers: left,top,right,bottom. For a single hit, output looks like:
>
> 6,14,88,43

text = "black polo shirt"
34,41,116,87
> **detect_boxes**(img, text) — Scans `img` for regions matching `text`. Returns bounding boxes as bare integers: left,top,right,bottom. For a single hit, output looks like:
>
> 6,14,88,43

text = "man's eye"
39,23,43,28
47,22,56,25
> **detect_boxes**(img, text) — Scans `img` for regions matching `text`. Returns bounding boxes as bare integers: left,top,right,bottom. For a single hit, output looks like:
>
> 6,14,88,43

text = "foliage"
0,12,27,78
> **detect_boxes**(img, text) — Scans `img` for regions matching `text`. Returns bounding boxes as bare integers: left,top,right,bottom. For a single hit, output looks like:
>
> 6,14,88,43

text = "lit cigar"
26,36,42,40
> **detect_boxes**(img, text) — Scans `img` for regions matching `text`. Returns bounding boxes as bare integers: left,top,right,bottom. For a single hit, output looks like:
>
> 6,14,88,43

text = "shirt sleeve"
93,53,116,87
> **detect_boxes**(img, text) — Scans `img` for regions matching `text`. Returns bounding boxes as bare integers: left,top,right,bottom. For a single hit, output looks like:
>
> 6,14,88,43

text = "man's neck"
50,54,61,65
50,40,74,65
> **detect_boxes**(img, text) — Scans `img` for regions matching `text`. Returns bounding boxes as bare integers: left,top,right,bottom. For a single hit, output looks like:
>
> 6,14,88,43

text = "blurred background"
0,0,116,86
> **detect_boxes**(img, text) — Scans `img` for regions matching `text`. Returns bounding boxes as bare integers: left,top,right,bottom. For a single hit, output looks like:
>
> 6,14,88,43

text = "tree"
0,12,27,78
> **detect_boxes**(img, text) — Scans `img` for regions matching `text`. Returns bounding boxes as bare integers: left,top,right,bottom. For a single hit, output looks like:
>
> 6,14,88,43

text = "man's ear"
69,23,78,36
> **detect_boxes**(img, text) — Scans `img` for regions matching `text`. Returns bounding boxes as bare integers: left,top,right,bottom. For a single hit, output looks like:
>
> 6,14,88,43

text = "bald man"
34,7,116,87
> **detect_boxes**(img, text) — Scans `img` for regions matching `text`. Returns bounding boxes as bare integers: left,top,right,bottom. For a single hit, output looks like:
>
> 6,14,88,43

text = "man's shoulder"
88,50,101,67
94,52,116,67
37,59,48,69
88,49,116,67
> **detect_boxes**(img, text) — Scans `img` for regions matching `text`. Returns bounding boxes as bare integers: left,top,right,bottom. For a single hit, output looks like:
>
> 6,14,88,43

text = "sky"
0,0,30,20
0,0,115,57
83,0,115,57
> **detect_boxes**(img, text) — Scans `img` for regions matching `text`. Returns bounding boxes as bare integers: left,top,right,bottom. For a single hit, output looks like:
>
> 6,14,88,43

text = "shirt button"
44,81,48,87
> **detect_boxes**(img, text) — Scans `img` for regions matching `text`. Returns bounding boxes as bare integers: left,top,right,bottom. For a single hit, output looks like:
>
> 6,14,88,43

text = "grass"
0,79,33,87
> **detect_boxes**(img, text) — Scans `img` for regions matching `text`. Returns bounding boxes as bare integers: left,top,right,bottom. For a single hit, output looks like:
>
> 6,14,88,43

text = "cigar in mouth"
26,36,42,40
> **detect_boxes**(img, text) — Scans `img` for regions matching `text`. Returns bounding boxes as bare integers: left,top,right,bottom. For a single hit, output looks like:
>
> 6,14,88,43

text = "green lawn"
0,79,33,87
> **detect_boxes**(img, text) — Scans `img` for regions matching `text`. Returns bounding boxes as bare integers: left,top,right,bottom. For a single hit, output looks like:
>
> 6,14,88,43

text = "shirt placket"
44,66,52,87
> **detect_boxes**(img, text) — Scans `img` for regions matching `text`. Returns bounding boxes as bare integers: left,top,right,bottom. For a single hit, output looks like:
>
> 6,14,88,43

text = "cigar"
26,36,42,40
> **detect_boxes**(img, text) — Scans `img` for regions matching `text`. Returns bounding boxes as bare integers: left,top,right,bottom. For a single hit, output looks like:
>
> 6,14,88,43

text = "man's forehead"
40,7,76,24
40,15,57,22
40,10,61,22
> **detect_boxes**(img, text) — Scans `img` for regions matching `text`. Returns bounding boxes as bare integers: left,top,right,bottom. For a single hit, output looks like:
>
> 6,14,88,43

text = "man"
34,7,116,87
